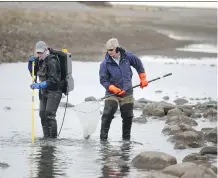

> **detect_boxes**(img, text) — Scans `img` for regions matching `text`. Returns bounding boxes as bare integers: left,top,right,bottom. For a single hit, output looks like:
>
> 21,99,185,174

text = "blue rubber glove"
28,56,37,72
28,56,36,62
30,81,48,89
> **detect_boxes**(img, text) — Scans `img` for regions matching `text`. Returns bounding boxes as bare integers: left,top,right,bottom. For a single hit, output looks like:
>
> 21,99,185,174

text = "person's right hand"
108,85,126,96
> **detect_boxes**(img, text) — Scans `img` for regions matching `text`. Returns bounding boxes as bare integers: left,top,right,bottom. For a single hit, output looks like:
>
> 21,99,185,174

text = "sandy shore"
0,2,216,63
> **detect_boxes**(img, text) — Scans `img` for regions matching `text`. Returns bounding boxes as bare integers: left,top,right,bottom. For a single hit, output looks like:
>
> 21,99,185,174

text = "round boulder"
131,151,177,170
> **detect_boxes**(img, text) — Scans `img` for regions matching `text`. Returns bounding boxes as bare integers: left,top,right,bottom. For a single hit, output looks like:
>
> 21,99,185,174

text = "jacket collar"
105,47,127,63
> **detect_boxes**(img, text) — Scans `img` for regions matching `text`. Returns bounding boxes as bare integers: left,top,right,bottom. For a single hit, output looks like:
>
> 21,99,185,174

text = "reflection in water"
99,141,132,178
36,144,56,178
35,141,65,178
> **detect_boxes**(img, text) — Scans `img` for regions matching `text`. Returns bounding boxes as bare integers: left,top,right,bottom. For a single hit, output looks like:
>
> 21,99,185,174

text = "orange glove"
139,72,148,89
108,85,126,96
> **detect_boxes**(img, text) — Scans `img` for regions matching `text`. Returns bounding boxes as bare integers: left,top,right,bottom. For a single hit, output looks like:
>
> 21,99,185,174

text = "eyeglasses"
107,49,114,52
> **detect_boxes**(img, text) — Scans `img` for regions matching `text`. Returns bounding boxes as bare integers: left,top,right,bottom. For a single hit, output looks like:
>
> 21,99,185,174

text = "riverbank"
0,2,216,63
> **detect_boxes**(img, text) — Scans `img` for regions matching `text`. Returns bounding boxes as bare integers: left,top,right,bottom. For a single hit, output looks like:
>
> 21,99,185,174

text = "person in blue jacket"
99,38,148,141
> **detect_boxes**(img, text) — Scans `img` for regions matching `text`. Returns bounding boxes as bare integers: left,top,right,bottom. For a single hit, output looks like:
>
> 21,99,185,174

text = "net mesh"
73,101,101,139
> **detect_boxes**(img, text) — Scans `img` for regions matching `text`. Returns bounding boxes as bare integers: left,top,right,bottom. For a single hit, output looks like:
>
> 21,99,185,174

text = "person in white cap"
27,41,62,138
99,38,148,141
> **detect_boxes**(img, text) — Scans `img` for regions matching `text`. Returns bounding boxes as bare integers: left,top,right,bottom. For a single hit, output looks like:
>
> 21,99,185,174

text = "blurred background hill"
0,1,216,63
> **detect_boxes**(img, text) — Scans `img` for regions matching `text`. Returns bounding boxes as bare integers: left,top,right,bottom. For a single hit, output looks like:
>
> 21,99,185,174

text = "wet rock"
162,123,201,136
182,157,217,174
163,96,170,101
144,171,179,178
160,102,176,114
190,113,202,118
173,98,188,105
0,162,9,168
165,115,198,126
203,100,217,109
187,142,203,148
134,100,145,109
173,144,187,150
200,146,217,156
85,96,97,101
167,108,185,117
162,162,216,178
142,103,165,117
203,108,217,122
178,104,194,110
162,162,197,177
155,90,162,93
204,127,217,143
150,116,162,120
137,98,153,104
178,107,193,117
131,151,177,170
181,165,216,178
193,102,217,113
3,106,11,110
133,116,148,124
201,127,214,133
193,103,208,113
59,102,74,108
182,153,209,162
169,131,203,149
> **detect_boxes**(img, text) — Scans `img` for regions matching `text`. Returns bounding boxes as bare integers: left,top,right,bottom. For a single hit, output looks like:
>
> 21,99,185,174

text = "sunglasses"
107,49,114,52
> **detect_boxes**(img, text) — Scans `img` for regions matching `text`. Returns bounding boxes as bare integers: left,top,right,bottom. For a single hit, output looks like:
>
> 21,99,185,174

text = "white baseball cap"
35,41,48,53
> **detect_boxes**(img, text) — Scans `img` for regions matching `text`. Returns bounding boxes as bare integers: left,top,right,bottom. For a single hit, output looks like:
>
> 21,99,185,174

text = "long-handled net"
73,100,102,139
65,73,172,139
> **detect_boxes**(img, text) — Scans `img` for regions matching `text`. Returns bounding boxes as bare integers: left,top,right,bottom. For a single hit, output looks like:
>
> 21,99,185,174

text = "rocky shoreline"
70,96,217,178
0,2,216,64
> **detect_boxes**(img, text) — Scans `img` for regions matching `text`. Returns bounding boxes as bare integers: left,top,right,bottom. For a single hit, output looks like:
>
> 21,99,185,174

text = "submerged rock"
85,96,97,101
132,116,147,124
3,106,11,110
163,96,170,101
173,98,189,105
0,162,9,168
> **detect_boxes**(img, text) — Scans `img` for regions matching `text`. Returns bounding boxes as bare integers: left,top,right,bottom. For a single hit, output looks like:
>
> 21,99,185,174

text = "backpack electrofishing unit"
48,48,74,95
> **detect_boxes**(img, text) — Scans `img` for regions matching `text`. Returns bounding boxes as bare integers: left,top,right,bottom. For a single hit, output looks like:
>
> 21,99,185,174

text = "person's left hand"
140,79,148,88
28,56,36,62
30,81,47,89
117,90,126,96
139,73,148,89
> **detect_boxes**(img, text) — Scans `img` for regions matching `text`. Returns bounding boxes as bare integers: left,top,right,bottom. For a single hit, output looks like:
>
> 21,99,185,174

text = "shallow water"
0,56,217,178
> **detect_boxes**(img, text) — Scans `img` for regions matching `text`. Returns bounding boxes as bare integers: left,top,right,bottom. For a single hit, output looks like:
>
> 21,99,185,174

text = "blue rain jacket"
99,48,145,96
